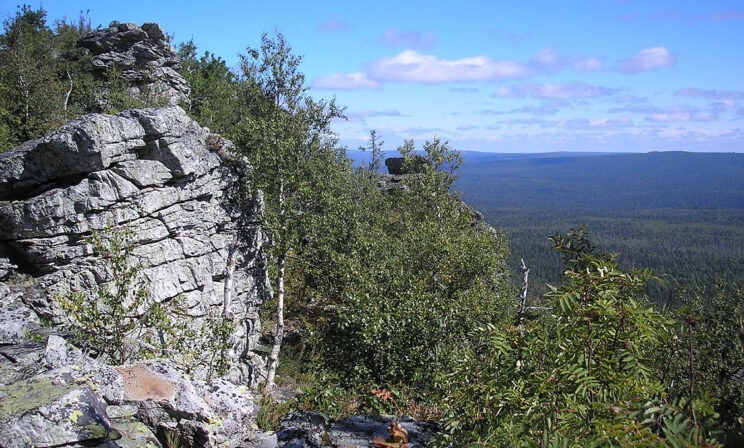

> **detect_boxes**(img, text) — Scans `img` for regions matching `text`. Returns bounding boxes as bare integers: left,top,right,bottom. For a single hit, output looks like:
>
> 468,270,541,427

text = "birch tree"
237,32,345,390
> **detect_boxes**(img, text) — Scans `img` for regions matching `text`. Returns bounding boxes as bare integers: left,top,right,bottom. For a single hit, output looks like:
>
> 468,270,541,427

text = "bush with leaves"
437,227,723,447
287,138,512,409
0,5,98,151
59,225,236,375
59,225,177,364
664,284,744,446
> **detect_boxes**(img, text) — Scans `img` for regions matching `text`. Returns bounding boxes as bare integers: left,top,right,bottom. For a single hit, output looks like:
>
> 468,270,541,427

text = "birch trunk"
264,179,286,390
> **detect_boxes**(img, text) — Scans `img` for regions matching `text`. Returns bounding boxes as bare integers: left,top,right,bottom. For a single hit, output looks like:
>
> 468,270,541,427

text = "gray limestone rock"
0,371,119,448
115,359,261,447
0,106,270,384
384,155,430,175
0,299,40,345
78,22,190,109
0,324,266,448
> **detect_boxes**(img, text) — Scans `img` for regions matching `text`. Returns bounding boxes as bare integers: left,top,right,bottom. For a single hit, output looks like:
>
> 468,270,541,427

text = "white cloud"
479,102,564,116
492,82,619,100
530,47,565,70
618,47,676,73
311,72,380,90
366,50,532,83
381,29,437,49
345,109,404,122
644,106,716,122
572,57,605,72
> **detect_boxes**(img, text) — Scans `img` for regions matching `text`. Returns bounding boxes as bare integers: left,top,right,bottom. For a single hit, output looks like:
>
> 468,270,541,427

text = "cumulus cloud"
511,103,563,115
492,82,619,100
675,88,744,100
558,117,634,130
318,19,349,32
529,48,607,73
366,50,532,83
572,56,605,72
381,29,437,49
618,47,676,73
607,104,661,114
709,100,737,114
311,72,380,90
479,102,563,116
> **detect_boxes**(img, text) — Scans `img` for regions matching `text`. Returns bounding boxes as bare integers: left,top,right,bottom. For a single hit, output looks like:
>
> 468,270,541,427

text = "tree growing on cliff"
291,138,512,412
235,32,346,390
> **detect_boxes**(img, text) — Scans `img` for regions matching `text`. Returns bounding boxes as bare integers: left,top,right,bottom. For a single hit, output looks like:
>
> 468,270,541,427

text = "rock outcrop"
78,22,190,109
0,300,263,447
384,155,430,175
0,105,270,384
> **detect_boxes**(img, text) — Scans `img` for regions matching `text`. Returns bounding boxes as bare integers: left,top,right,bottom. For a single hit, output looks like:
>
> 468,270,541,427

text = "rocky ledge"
0,106,270,384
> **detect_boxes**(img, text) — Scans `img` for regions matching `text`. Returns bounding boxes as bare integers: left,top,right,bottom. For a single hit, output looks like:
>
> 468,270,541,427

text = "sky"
7,0,744,153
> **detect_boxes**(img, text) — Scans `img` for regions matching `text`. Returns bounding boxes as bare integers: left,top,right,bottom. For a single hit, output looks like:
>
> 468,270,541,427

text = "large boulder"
78,22,191,109
0,105,270,384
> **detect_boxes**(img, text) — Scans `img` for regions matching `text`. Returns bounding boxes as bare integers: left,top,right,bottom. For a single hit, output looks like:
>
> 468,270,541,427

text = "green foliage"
255,394,295,431
294,139,512,402
436,228,722,446
481,208,744,302
234,31,347,388
59,225,173,365
59,225,236,374
359,129,385,173
0,5,96,150
177,40,239,134
100,65,147,113
665,284,744,445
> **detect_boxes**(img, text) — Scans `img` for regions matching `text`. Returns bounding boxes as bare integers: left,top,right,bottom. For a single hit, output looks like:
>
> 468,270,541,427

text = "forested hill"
448,150,744,300
455,151,744,210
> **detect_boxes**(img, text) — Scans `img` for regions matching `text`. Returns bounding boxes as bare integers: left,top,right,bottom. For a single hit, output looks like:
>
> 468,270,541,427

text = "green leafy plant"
59,225,186,365
436,227,724,447
59,224,239,374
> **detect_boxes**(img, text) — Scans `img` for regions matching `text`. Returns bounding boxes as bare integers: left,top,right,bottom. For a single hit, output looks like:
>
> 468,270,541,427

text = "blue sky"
11,0,744,153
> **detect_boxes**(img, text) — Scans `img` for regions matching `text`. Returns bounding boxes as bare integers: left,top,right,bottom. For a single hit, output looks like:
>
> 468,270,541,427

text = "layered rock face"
78,22,190,108
0,106,270,384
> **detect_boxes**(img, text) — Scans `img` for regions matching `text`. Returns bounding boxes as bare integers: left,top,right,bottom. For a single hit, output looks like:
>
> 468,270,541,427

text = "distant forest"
453,151,744,302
